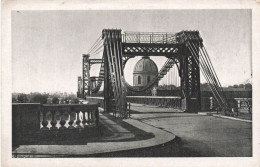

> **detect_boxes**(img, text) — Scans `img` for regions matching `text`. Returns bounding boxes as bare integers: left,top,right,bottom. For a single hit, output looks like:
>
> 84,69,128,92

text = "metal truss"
83,30,220,114
122,32,177,44
89,59,104,65
82,54,91,97
122,43,180,56
102,29,127,118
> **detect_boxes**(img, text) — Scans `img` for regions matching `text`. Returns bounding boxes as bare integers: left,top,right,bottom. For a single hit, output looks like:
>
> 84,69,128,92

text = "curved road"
125,103,252,157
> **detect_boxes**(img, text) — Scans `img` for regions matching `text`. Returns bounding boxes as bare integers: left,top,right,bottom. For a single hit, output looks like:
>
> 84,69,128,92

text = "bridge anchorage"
78,29,231,118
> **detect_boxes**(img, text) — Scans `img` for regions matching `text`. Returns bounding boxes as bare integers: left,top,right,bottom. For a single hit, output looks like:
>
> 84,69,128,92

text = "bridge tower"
83,29,229,116
121,31,202,113
179,43,201,112
103,29,127,118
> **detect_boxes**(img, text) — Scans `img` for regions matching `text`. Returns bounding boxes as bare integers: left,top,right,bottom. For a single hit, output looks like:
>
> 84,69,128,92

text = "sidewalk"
198,111,252,123
12,113,175,157
212,114,252,123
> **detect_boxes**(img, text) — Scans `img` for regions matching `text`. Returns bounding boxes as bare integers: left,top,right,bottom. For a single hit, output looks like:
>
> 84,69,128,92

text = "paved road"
129,103,252,157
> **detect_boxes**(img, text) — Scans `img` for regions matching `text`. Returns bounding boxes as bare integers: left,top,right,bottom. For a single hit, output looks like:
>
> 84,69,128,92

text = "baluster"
82,110,87,127
115,106,118,118
117,107,120,118
87,111,91,125
41,110,49,130
96,107,99,125
68,107,75,129
92,110,96,125
59,110,66,130
50,110,58,130
75,111,82,128
68,111,76,129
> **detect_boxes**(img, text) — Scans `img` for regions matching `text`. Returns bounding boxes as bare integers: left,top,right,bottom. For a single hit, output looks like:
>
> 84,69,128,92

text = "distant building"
133,56,158,87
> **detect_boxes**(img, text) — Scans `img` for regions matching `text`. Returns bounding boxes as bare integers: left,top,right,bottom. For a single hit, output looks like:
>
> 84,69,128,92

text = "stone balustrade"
41,104,99,130
12,103,100,146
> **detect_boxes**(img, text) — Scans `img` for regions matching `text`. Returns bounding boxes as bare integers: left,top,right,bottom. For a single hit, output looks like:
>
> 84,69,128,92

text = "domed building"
133,56,158,87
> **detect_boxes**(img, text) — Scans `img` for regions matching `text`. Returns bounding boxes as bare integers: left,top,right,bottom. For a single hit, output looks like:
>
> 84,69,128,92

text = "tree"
233,84,238,88
17,93,28,103
12,93,18,103
238,84,244,88
52,96,59,104
12,97,17,103
30,93,49,104
73,98,79,104
245,83,252,89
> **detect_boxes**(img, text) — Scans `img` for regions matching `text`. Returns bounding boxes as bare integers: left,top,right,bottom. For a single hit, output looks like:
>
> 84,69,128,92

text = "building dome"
133,56,158,74
133,56,158,87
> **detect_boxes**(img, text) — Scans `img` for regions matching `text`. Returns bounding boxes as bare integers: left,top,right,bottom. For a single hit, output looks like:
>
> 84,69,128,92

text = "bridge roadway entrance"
127,96,182,109
126,103,252,157
81,98,252,156
85,96,183,112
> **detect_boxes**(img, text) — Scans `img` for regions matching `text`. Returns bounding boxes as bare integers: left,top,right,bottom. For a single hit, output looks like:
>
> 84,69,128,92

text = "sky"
12,10,252,93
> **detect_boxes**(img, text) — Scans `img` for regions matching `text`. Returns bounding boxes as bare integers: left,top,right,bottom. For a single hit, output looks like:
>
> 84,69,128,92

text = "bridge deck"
127,96,181,99
85,96,182,109
87,96,181,99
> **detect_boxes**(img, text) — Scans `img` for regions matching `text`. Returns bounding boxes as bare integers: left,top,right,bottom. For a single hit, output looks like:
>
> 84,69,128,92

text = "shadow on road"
67,136,207,157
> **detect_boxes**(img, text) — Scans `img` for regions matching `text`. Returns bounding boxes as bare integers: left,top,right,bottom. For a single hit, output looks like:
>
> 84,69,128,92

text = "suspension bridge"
77,29,230,118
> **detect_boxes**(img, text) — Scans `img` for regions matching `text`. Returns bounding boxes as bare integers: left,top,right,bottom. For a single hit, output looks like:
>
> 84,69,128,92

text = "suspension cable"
184,36,227,109
88,39,104,55
87,35,102,54
183,37,225,106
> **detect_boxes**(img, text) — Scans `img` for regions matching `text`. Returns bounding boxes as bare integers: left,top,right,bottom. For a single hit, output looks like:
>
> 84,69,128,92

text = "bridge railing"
126,96,182,108
122,32,177,44
12,103,100,145
84,97,104,108
85,96,182,109
85,97,118,116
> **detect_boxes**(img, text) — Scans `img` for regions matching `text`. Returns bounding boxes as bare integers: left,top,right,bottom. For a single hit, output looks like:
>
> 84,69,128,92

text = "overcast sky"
12,10,251,93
